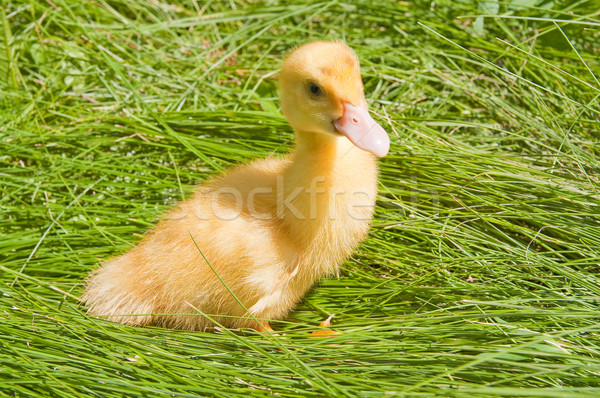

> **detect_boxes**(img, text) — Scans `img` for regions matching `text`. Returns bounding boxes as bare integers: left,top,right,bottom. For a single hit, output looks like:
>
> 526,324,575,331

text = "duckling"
83,41,390,331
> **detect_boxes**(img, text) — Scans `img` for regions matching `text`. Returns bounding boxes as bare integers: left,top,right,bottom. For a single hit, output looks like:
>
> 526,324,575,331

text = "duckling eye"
307,82,323,97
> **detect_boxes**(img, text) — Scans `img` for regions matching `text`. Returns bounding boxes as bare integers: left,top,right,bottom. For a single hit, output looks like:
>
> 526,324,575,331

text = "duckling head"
279,41,389,157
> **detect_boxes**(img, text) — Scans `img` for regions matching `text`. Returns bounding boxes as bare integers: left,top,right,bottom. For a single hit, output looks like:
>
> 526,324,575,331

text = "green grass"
1,0,600,396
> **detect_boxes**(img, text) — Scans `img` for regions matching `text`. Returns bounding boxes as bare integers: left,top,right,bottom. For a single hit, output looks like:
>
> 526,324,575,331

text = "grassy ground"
1,0,600,396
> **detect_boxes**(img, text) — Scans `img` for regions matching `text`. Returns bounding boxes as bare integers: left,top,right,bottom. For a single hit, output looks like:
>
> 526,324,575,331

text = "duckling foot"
310,315,341,337
255,321,274,333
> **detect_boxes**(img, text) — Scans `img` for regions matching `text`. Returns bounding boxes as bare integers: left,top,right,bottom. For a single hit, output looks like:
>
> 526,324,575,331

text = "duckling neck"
290,130,340,175
281,130,377,247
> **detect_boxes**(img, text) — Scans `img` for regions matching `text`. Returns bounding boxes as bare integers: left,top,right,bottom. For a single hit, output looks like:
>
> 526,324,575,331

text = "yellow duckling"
83,41,390,331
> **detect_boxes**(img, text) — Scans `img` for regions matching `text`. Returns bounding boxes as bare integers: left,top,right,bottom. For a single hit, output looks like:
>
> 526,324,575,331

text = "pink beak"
333,102,390,157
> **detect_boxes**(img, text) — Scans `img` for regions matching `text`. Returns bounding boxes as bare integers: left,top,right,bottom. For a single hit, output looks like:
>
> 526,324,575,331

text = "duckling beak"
333,102,390,157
